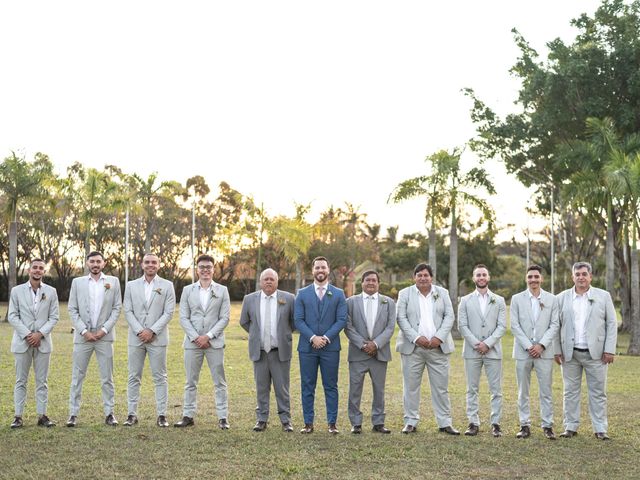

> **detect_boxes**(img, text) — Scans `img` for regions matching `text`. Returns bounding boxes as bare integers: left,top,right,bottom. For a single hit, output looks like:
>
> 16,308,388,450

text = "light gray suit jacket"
458,290,507,359
510,288,559,360
239,289,295,362
8,282,59,354
395,285,455,355
345,293,396,362
68,275,122,343
555,287,617,361
124,276,176,347
179,281,230,349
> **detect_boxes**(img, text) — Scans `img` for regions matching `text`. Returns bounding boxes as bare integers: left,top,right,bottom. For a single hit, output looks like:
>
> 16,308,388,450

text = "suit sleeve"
434,289,454,341
67,279,87,334
484,297,507,348
208,287,230,339
39,288,59,335
373,298,396,349
239,295,251,333
294,291,315,343
124,283,144,334
323,290,347,342
603,291,618,355
396,289,418,341
458,297,479,346
179,286,199,342
539,296,560,350
8,288,30,339
102,280,121,333
149,281,176,335
344,299,366,346
510,295,532,350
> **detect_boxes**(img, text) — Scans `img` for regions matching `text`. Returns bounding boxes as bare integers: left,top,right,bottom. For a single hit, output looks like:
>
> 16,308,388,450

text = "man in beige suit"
175,254,231,429
8,258,59,428
123,253,176,427
66,251,122,427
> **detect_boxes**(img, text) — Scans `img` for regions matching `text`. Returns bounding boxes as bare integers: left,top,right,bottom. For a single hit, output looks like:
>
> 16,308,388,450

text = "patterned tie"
263,295,272,353
366,296,375,338
317,286,325,300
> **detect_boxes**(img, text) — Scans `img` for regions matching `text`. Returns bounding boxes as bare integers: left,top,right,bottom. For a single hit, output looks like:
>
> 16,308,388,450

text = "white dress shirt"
30,285,42,311
362,291,379,339
88,273,106,330
474,289,490,317
143,276,157,304
572,288,591,349
528,289,542,341
198,282,212,311
260,292,278,349
416,286,436,342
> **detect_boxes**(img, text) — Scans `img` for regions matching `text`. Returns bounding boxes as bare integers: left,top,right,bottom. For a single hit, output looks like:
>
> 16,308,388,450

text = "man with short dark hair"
8,258,59,428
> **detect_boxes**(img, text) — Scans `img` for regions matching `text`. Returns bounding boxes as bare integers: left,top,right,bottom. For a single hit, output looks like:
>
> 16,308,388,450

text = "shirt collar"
362,292,378,301
474,289,491,298
88,273,106,283
414,285,434,298
572,287,591,300
527,289,541,300
262,290,276,300
314,282,328,290
143,275,156,286
198,281,213,291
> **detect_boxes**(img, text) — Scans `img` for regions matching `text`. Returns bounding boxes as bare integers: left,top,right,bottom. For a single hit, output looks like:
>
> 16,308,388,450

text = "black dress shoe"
328,423,339,434
439,426,460,435
464,423,479,436
157,415,169,427
594,432,610,440
174,416,195,428
37,415,56,427
491,424,502,437
123,414,138,427
253,421,267,432
10,416,23,429
218,418,230,430
543,427,556,440
401,424,417,434
516,426,531,438
66,416,77,427
300,423,314,434
372,424,391,434
105,414,118,426
560,430,577,438
351,425,362,434
282,422,294,432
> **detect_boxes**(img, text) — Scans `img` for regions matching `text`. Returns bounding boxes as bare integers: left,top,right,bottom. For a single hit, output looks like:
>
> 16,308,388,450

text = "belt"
262,348,278,352
573,347,589,352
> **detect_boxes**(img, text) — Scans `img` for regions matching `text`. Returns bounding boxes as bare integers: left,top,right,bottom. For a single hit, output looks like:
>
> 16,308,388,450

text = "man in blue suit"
295,256,347,434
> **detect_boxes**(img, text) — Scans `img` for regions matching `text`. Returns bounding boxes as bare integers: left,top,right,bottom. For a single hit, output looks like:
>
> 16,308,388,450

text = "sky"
0,0,605,242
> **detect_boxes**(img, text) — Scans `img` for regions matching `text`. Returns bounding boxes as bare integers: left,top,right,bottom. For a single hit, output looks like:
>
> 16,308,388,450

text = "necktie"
263,295,272,353
317,286,325,300
366,296,375,338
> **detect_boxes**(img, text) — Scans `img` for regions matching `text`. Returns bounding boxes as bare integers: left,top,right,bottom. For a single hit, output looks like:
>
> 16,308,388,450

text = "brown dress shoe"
464,423,479,436
253,421,267,432
10,416,23,429
543,427,556,440
105,414,118,426
300,423,314,434
560,430,577,438
157,415,169,427
351,425,362,434
38,415,56,427
439,426,460,435
401,424,417,434
594,432,610,440
66,416,77,428
174,416,195,427
491,424,502,437
372,424,391,434
516,426,531,438
218,418,230,430
123,414,138,427
282,422,294,432
328,423,339,434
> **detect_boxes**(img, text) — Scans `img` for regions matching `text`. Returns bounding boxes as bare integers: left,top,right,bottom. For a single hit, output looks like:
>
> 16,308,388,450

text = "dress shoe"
300,423,314,434
253,421,267,432
328,423,339,434
282,422,294,432
372,424,391,434
464,423,479,436
10,416,23,429
157,415,169,427
37,415,56,428
218,418,230,430
594,432,610,440
560,429,578,438
174,416,195,428
401,424,417,434
351,425,362,434
543,427,556,440
491,424,502,437
516,426,531,439
66,415,77,428
105,414,118,426
439,426,460,435
123,414,138,427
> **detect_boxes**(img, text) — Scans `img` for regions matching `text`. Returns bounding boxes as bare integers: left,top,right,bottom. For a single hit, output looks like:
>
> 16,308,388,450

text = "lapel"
584,290,595,330
24,283,37,317
563,291,575,335
135,278,149,312
97,277,111,321
411,287,421,328
373,295,387,333
317,285,330,320
255,291,263,328
430,288,439,327
470,293,483,320
204,283,218,315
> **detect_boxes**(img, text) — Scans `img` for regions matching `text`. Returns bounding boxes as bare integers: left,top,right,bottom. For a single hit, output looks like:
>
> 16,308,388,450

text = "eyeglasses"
197,265,213,271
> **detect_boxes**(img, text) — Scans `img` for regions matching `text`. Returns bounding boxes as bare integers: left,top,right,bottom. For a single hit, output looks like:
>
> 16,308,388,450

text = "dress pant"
127,343,168,416
14,347,50,416
253,349,291,424
562,349,608,433
348,356,387,426
183,347,228,419
464,357,503,426
69,337,115,416
515,357,554,428
401,347,453,428
299,349,340,424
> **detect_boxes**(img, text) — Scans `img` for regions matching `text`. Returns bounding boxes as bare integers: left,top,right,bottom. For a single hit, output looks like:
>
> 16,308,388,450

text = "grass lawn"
0,301,639,479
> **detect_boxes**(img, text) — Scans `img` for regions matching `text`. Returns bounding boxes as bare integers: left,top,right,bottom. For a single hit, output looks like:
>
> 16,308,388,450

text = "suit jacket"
179,281,230,349
510,288,559,360
68,275,122,343
123,276,176,347
294,283,347,353
458,290,507,359
395,285,455,355
555,286,617,361
345,293,396,362
239,289,295,362
8,282,59,354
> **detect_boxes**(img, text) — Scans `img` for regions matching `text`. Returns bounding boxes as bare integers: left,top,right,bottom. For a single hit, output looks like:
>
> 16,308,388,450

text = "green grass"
1,302,639,479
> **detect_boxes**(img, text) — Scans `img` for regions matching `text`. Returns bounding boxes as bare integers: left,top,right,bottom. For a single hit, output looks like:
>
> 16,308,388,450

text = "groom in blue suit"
295,256,347,434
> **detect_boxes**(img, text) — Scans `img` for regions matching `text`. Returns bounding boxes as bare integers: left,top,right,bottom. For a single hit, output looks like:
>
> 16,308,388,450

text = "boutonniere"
153,288,162,295
278,298,287,305
588,298,594,305
489,296,496,305
539,301,545,310
326,290,333,297
41,293,47,301
433,292,440,301
381,298,388,304
211,290,218,299
104,283,111,291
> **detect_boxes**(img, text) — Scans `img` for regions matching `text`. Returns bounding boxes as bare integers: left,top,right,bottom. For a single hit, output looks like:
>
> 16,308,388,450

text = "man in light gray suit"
510,264,559,439
123,253,176,427
240,268,295,432
345,270,396,434
458,263,507,437
8,258,59,428
555,261,617,440
396,263,460,435
175,254,231,429
66,251,121,427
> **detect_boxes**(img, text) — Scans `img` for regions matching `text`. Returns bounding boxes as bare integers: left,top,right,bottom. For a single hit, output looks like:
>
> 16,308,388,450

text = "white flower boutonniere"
326,290,333,297
381,298,388,305
153,288,162,295
278,298,287,305
104,283,111,291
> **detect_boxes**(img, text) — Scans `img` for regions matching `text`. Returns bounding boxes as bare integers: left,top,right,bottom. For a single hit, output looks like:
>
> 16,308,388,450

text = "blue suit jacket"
294,284,347,353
